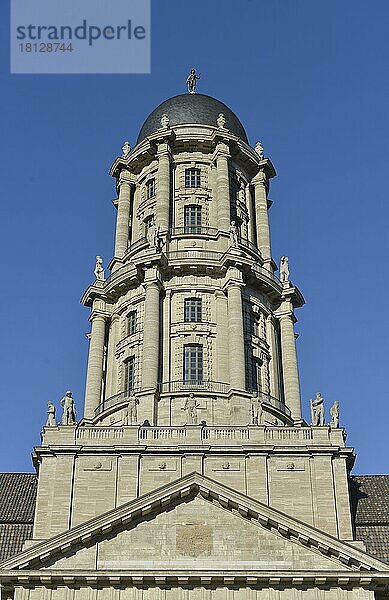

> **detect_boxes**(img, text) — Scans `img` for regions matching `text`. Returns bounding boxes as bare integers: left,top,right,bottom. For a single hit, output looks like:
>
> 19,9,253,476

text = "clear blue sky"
0,0,388,474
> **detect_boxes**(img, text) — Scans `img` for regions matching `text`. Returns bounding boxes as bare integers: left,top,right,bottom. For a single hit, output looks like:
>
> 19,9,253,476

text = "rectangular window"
185,168,201,188
184,344,203,384
125,356,135,394
146,178,156,199
127,311,137,335
144,215,154,236
184,205,202,233
184,298,202,322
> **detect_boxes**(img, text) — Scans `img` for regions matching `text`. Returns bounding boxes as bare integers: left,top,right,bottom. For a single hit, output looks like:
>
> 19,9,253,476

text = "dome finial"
186,68,201,94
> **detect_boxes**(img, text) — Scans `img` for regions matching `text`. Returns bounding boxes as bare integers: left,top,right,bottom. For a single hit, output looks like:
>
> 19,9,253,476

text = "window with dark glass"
184,344,203,384
125,356,135,393
144,215,154,236
184,298,202,323
127,311,137,335
185,168,201,188
146,178,156,199
184,205,202,233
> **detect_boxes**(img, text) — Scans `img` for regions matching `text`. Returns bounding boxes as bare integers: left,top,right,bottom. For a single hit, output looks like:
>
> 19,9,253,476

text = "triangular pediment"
0,472,386,574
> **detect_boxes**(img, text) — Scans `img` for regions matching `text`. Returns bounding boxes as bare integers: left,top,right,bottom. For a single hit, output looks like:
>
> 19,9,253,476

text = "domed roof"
137,93,248,144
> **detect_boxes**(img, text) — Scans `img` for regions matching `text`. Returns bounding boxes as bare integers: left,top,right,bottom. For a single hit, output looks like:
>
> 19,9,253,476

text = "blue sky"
0,0,388,474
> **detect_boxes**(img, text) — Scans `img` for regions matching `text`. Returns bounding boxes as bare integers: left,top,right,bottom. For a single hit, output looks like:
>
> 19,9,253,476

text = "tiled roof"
0,473,37,560
0,524,33,560
350,475,389,565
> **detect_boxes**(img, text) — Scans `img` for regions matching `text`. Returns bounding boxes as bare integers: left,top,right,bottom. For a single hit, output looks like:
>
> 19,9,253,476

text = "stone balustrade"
40,425,346,448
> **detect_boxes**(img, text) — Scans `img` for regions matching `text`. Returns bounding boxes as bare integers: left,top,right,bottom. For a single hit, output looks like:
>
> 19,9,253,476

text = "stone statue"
182,393,200,425
186,68,200,94
251,392,263,426
217,113,226,128
46,401,56,427
330,400,340,428
60,391,76,426
147,222,162,252
160,114,170,129
94,256,105,281
255,141,264,159
310,392,325,426
122,141,131,157
229,221,239,248
279,256,290,283
123,394,139,425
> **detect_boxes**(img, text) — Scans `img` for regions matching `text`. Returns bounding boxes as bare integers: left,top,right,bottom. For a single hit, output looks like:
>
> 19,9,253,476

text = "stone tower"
1,90,388,599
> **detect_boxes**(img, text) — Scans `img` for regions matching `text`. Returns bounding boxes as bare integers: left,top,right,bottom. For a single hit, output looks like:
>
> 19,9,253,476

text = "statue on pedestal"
123,394,139,425
186,68,200,94
255,141,264,159
229,221,239,248
310,392,325,426
182,393,200,425
280,256,290,284
46,401,56,427
160,114,170,129
217,113,226,128
251,393,263,426
94,256,105,281
330,400,340,428
147,222,162,252
60,391,76,426
122,141,131,157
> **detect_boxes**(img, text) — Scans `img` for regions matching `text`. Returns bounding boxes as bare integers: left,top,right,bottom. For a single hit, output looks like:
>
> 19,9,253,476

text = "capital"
157,141,172,158
118,169,136,188
252,169,267,186
275,299,295,321
213,141,230,160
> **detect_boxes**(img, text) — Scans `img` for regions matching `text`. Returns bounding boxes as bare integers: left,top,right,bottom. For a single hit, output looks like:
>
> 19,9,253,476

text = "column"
252,169,272,268
277,301,302,420
162,289,172,385
245,183,256,244
226,272,246,390
142,269,161,390
105,314,120,399
155,142,171,233
215,290,229,383
84,313,107,419
266,315,281,400
114,169,134,258
215,142,231,232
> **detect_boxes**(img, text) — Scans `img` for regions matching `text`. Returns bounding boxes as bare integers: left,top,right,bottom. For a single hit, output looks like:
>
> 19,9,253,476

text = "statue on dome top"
186,68,201,94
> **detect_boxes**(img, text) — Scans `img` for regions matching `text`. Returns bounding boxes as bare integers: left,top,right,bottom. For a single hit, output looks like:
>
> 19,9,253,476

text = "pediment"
0,472,386,574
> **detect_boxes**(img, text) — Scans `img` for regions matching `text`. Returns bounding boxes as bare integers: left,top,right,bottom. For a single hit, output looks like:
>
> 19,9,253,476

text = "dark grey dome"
137,93,248,144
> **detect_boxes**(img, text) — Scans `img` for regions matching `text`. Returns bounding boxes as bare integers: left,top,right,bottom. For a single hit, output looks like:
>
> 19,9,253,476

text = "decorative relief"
148,459,177,472
212,460,241,472
83,458,112,472
275,460,305,472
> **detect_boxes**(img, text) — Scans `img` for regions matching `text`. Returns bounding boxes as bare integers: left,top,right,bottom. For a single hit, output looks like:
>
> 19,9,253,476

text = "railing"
95,389,141,416
158,380,230,394
265,428,313,441
166,250,223,262
202,427,250,441
170,226,219,237
139,427,187,441
248,391,291,417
